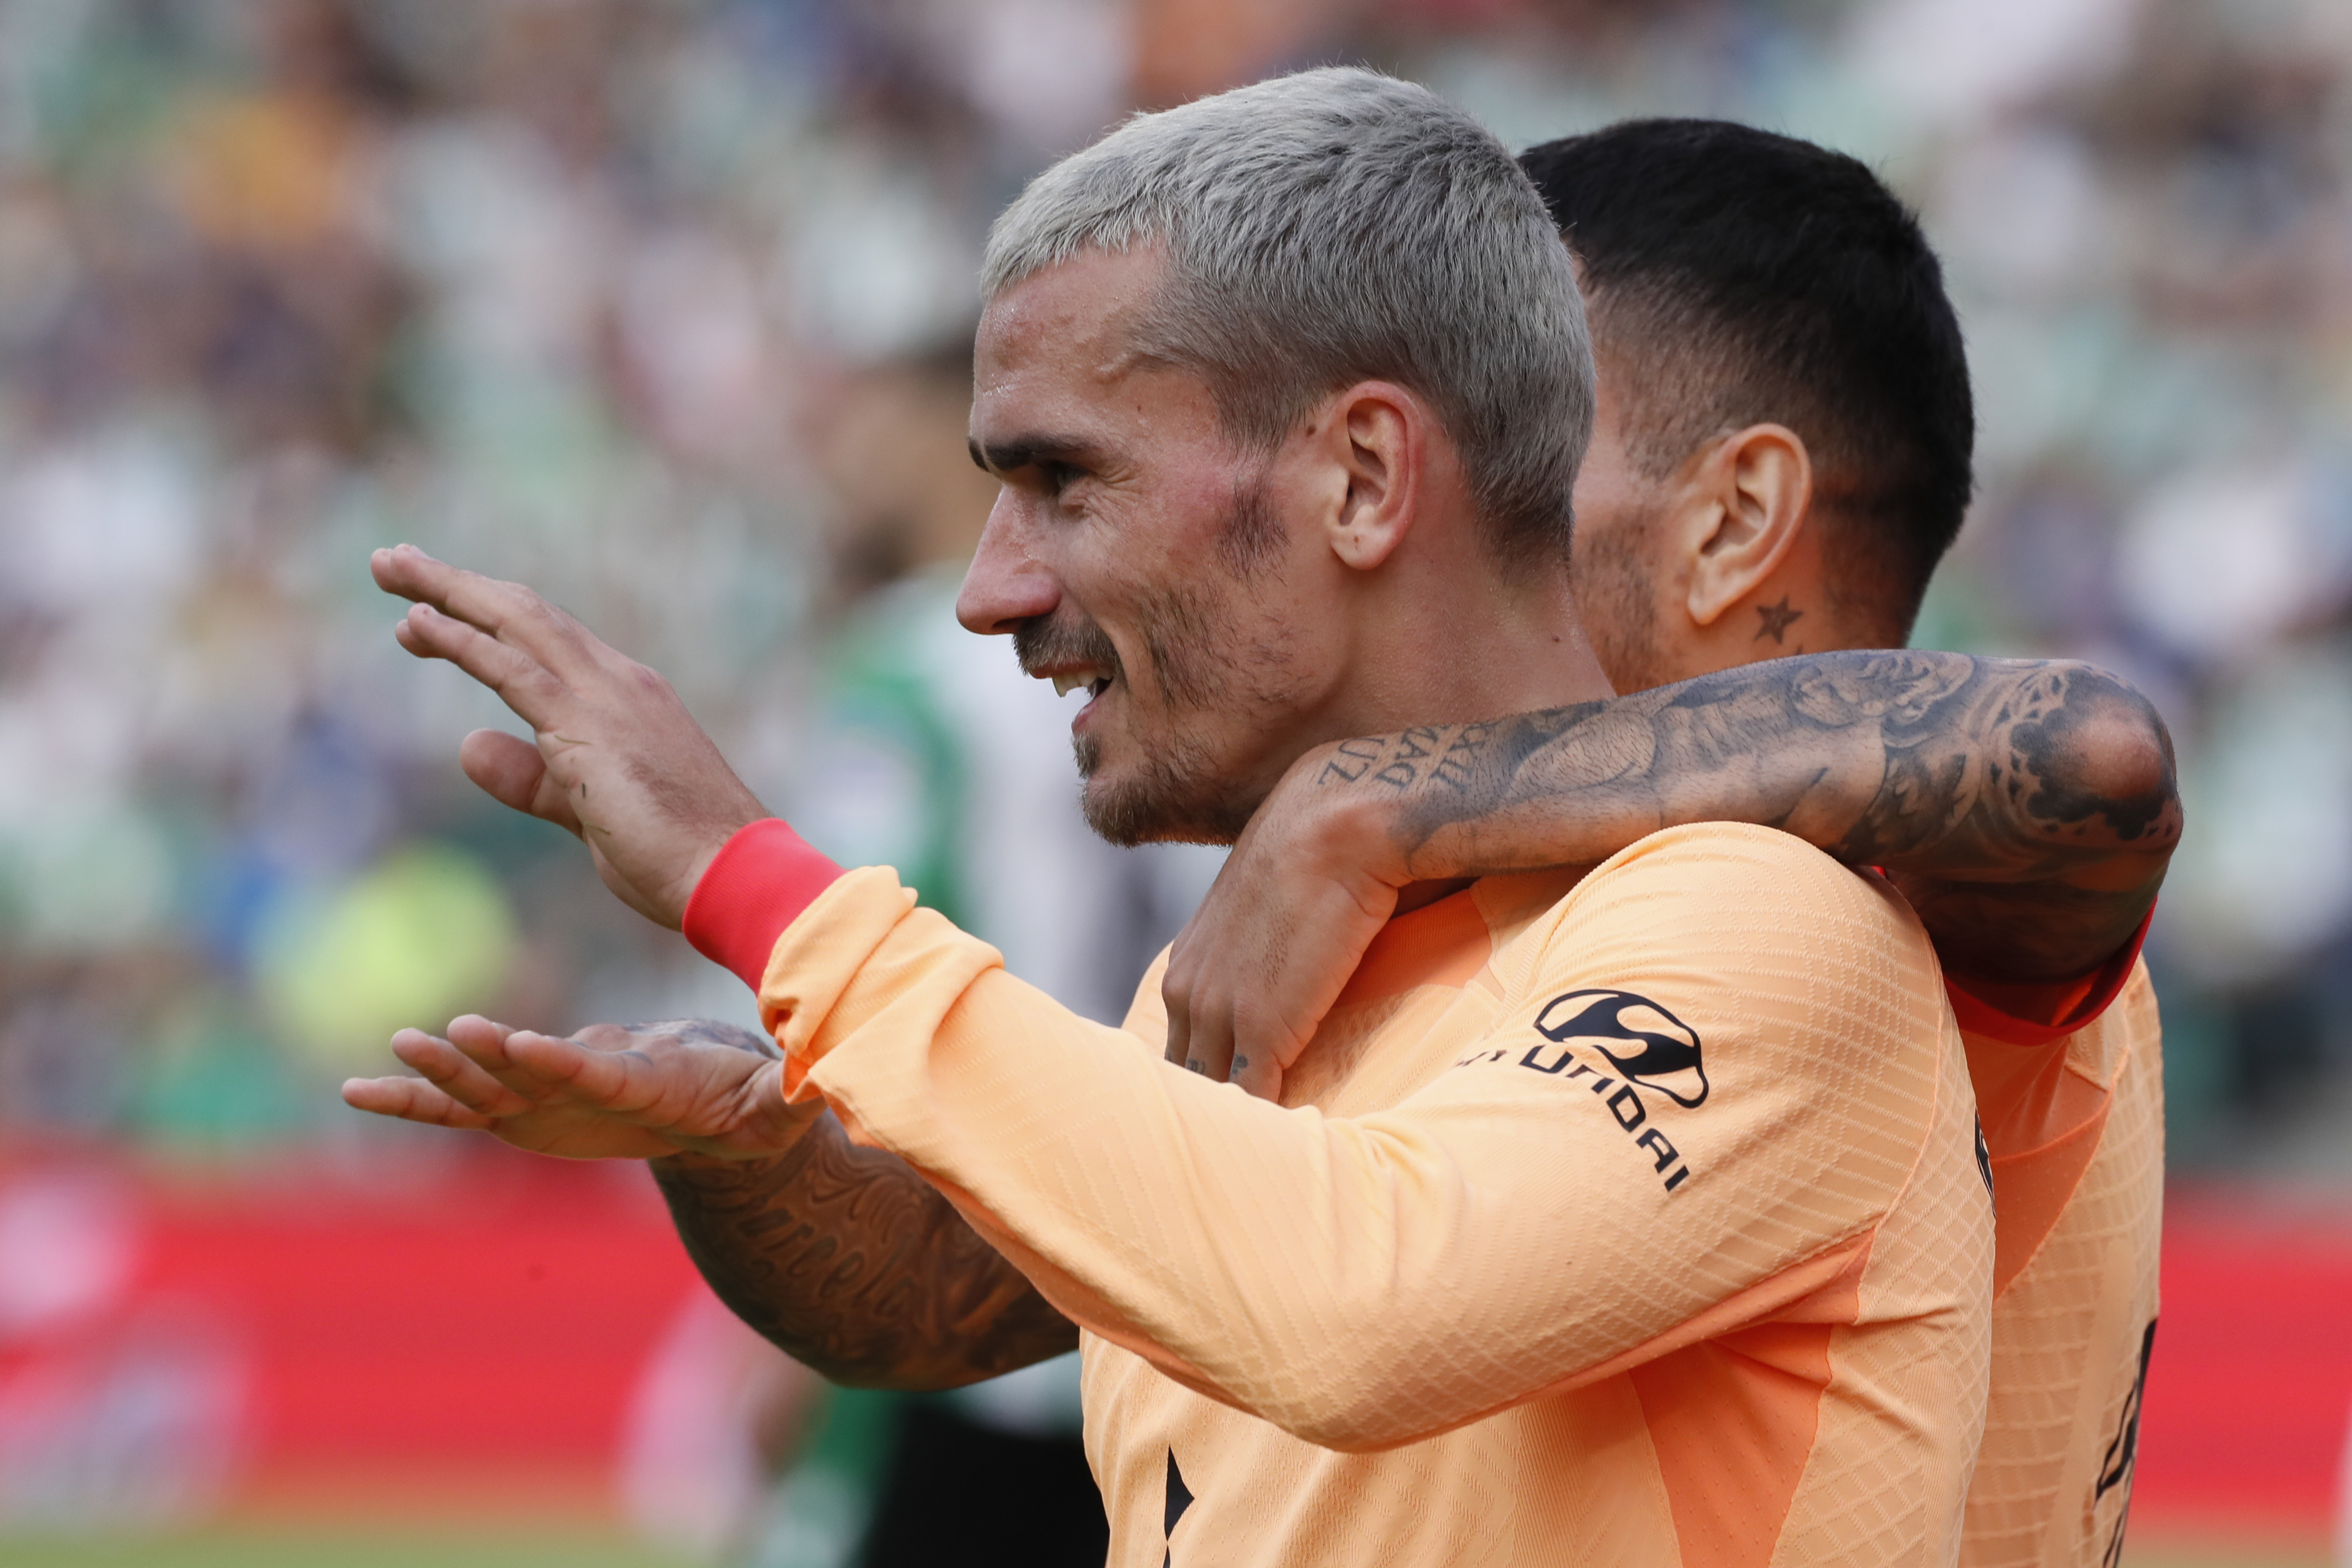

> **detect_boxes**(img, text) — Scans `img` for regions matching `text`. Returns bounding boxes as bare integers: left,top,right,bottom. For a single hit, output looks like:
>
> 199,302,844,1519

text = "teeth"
1047,668,1111,698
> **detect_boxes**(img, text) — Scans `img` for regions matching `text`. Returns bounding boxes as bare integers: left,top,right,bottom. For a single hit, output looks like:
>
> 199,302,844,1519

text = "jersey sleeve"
756,825,1965,1452
1943,905,2154,1048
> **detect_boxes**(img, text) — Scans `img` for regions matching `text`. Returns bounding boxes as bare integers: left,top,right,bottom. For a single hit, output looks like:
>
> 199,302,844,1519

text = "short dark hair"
1519,119,1974,640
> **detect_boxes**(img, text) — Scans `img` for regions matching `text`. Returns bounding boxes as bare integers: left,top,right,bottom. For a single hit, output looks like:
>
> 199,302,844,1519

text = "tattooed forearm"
1318,725,1493,792
644,1026,1074,1389
1321,651,2179,982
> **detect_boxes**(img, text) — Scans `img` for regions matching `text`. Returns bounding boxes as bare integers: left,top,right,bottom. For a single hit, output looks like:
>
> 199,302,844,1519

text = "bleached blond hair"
982,67,1593,563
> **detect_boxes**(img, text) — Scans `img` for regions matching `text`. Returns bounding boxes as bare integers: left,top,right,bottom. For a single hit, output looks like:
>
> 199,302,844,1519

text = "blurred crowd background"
0,0,2348,1562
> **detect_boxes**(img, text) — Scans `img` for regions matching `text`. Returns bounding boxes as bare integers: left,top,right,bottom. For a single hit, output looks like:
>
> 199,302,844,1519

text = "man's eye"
1040,460,1083,493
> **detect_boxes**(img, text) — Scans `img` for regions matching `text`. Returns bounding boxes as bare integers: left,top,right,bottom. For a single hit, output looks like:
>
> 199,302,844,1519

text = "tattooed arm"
341,1014,1073,1388
1363,652,2175,974
1164,652,2179,1091
653,1125,1078,1390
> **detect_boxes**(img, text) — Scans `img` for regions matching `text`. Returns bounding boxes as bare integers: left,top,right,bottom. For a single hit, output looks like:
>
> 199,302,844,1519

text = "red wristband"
681,819,846,992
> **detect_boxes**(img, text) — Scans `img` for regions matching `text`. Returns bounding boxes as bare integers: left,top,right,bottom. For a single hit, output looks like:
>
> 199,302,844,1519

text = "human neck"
1314,548,1609,915
1663,550,1869,686
1328,553,1614,738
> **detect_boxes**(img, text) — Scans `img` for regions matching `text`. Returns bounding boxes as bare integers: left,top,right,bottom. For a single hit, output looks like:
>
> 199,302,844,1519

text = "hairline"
988,235,1548,546
1585,281,1920,642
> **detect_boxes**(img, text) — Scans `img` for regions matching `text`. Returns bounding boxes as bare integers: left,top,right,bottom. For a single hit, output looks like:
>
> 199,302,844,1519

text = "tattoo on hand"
630,1018,781,1058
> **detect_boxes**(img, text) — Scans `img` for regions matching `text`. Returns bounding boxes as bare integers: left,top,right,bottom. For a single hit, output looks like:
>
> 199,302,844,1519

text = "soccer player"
1160,121,2174,1568
348,72,1997,1564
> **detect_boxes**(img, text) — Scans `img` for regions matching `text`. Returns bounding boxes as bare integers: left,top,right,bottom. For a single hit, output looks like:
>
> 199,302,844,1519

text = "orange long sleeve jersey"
694,823,1996,1566
1946,951,2163,1568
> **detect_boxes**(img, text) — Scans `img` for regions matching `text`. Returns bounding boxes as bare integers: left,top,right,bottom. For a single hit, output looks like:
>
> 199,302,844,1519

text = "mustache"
1013,611,1122,683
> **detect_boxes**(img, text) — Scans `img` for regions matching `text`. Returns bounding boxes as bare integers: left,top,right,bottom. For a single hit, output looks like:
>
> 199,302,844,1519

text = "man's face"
1568,358,1683,693
958,247,1324,846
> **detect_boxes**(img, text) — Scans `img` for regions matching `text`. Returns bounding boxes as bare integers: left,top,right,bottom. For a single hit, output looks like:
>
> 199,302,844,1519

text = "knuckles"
623,662,680,701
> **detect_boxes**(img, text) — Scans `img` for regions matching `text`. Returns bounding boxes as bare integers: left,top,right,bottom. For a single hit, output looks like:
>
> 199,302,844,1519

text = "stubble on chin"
1070,574,1256,847
1075,575,1293,848
1073,725,1255,847
1057,466,1303,847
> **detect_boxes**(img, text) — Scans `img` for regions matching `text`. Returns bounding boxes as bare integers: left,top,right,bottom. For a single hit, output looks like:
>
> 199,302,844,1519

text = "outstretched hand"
341,1015,820,1161
1161,742,1411,1101
372,544,766,929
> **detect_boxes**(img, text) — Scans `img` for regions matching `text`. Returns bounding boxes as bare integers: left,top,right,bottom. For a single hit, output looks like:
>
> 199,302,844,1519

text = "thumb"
460,728,581,834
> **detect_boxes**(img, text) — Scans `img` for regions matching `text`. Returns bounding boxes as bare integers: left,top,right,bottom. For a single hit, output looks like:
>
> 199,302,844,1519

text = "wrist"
652,1147,772,1171
681,819,847,991
676,836,733,921
652,1104,822,1167
1310,779,1419,890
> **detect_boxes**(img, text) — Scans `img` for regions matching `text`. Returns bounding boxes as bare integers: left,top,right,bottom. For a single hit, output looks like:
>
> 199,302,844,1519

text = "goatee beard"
1072,728,1256,848
1011,598,1258,848
1017,467,1287,848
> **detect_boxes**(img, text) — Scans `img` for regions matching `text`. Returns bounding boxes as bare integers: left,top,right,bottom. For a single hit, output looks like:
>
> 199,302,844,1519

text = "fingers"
1165,961,1277,1096
390,1027,539,1116
1163,891,1243,1081
373,544,608,686
395,601,569,730
419,1018,674,1121
352,1016,794,1160
459,728,581,834
1183,997,1238,1083
369,540,445,604
500,1024,781,1151
1161,955,1193,1071
501,1028,664,1113
1228,1011,1287,1101
1228,989,1309,1101
1161,944,1238,1082
1162,851,1398,1099
341,1074,499,1130
438,1013,591,1102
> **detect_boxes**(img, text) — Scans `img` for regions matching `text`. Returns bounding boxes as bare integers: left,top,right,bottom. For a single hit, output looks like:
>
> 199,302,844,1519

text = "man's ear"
1682,423,1813,626
1323,382,1423,572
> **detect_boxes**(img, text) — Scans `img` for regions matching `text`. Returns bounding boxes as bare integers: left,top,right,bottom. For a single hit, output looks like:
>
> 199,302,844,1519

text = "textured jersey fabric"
731,823,1994,1567
1947,960,2163,1568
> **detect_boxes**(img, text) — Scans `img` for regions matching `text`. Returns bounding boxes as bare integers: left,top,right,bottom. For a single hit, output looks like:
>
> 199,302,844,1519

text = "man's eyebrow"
969,435,1096,475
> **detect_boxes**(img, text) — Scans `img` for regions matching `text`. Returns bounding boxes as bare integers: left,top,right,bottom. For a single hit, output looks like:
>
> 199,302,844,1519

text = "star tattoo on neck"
1754,596,1804,643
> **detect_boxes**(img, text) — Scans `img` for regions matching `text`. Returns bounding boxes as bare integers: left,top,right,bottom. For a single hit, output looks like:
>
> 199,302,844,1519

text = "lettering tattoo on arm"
1323,651,2180,982
646,1023,1075,1389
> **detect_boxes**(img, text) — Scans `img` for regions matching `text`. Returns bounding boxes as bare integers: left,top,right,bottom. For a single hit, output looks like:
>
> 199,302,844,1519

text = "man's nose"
957,493,1061,635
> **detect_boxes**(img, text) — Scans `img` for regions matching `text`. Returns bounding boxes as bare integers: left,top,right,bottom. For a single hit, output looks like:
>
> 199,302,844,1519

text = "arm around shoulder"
1887,662,2179,984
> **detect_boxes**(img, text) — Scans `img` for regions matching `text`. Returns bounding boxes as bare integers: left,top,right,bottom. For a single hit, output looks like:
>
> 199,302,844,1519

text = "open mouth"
1049,670,1114,701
